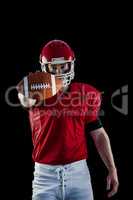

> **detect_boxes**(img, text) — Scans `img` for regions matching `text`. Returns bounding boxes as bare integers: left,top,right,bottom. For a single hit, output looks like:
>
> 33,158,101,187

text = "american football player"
18,40,119,200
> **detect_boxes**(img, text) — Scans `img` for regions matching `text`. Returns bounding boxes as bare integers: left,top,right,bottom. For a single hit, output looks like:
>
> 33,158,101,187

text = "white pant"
32,159,94,200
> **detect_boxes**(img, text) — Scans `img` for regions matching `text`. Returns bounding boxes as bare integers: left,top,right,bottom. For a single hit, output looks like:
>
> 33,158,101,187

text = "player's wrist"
108,166,117,173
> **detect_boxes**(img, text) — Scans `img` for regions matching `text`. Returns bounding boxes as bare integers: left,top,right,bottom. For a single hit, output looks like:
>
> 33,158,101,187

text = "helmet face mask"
40,40,75,87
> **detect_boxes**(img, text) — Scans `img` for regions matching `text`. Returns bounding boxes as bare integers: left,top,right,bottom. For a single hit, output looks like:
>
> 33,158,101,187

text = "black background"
1,5,129,200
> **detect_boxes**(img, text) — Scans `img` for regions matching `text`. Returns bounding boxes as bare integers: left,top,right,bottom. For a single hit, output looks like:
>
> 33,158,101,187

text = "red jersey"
28,82,102,165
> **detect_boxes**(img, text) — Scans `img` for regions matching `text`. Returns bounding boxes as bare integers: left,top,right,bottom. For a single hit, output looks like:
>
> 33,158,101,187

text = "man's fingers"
108,187,117,197
107,181,119,198
18,93,36,107
106,176,111,190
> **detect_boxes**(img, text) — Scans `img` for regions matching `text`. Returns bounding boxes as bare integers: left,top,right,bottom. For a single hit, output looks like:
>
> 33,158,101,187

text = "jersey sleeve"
83,84,103,131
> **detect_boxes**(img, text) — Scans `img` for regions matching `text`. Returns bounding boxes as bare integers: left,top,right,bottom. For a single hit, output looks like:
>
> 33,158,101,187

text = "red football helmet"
40,40,75,87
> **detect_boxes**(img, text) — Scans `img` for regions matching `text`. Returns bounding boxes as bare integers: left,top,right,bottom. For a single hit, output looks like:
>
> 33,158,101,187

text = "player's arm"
89,127,119,198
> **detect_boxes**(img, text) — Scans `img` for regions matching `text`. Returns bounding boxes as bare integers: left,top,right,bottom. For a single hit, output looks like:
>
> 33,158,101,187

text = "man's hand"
18,93,36,108
106,168,119,198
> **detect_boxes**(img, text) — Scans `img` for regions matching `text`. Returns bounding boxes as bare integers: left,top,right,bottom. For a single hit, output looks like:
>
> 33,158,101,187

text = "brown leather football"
16,72,63,101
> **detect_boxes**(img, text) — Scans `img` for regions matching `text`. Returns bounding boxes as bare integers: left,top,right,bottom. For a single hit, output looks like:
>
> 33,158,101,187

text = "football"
16,72,63,102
